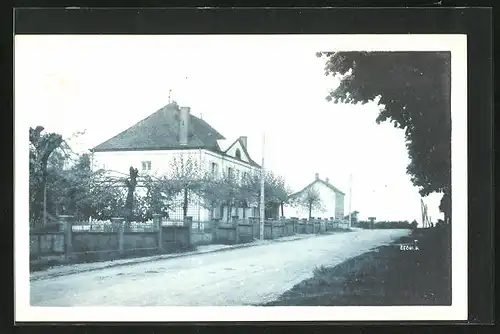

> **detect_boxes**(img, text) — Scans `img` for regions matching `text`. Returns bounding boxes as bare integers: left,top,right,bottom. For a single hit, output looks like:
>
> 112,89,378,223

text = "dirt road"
30,229,409,306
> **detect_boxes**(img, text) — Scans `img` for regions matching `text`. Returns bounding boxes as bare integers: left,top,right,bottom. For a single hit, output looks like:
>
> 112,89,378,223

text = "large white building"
283,173,345,220
91,101,261,222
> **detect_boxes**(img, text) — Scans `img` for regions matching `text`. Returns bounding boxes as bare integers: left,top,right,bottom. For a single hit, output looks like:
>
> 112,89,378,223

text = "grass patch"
264,226,451,306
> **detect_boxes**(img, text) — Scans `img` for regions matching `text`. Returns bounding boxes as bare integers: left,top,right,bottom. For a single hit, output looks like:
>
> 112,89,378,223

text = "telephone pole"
259,132,266,240
348,174,353,228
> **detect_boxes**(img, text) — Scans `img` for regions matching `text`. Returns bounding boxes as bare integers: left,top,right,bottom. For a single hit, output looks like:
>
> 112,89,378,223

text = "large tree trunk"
280,202,284,217
308,203,312,221
125,191,134,230
440,192,451,224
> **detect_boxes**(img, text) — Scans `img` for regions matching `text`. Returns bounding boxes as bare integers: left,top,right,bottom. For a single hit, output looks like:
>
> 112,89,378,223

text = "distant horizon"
18,35,447,224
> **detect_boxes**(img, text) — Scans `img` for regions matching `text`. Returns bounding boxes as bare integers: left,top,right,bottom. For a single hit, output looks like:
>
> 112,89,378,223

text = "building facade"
283,173,345,220
91,101,261,222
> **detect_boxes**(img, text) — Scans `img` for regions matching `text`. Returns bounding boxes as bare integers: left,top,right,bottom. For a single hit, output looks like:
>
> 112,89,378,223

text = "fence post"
184,216,193,247
153,214,163,252
212,218,219,244
253,217,258,239
111,217,125,255
232,216,240,244
58,215,74,260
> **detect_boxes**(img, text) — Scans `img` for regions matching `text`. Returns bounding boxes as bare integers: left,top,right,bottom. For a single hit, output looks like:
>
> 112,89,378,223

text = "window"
141,161,151,171
211,162,218,177
227,167,234,179
235,169,240,181
243,172,248,181
235,148,242,160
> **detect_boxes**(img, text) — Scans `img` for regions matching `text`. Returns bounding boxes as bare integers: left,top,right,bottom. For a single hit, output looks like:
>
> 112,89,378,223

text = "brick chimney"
179,106,191,146
240,136,248,148
315,173,319,180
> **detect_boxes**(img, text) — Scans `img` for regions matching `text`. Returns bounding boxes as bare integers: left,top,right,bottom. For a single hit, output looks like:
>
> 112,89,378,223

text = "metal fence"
71,219,188,232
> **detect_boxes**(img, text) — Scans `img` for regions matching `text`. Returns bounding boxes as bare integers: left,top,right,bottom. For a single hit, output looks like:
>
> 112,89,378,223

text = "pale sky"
15,35,444,223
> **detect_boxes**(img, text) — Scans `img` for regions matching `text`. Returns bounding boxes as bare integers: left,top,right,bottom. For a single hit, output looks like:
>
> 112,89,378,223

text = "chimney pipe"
315,173,319,180
325,177,329,183
240,136,248,148
179,106,190,146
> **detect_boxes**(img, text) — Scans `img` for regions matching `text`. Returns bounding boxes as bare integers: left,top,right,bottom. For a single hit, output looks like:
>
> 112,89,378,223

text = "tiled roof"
289,179,346,199
92,102,225,152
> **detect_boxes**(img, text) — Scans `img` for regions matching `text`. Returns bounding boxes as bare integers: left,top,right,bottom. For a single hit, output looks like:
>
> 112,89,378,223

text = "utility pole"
259,132,265,240
348,174,352,228
43,183,47,226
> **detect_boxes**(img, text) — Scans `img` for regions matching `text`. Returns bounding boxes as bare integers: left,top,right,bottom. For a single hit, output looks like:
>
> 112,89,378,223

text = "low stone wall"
236,223,254,243
30,215,193,268
123,232,158,251
209,217,351,244
72,232,119,253
162,226,190,250
30,232,66,262
191,231,213,245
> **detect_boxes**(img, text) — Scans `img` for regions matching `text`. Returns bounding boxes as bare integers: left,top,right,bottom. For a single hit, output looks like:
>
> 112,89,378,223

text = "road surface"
30,229,409,306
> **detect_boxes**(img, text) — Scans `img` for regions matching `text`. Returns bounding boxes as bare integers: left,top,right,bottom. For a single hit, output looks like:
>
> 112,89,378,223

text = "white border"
15,34,468,322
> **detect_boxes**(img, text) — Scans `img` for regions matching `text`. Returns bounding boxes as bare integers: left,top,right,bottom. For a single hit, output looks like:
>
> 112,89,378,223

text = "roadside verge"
263,227,451,306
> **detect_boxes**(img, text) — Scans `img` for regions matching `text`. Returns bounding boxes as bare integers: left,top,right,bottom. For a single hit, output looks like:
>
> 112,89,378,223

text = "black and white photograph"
15,34,467,322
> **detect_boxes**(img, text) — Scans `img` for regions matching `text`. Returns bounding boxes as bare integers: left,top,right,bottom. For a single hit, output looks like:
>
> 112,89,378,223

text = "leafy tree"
411,219,418,229
89,182,126,221
265,173,294,217
69,153,100,219
46,153,95,218
294,187,324,221
29,126,64,225
197,172,231,220
241,170,294,218
240,171,264,214
368,217,377,229
131,193,149,223
56,155,127,221
216,172,247,221
317,51,451,220
344,210,360,224
141,175,178,220
197,169,252,222
169,154,204,218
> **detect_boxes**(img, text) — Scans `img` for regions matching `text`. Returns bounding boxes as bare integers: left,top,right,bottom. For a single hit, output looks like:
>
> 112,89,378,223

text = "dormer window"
235,148,242,160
